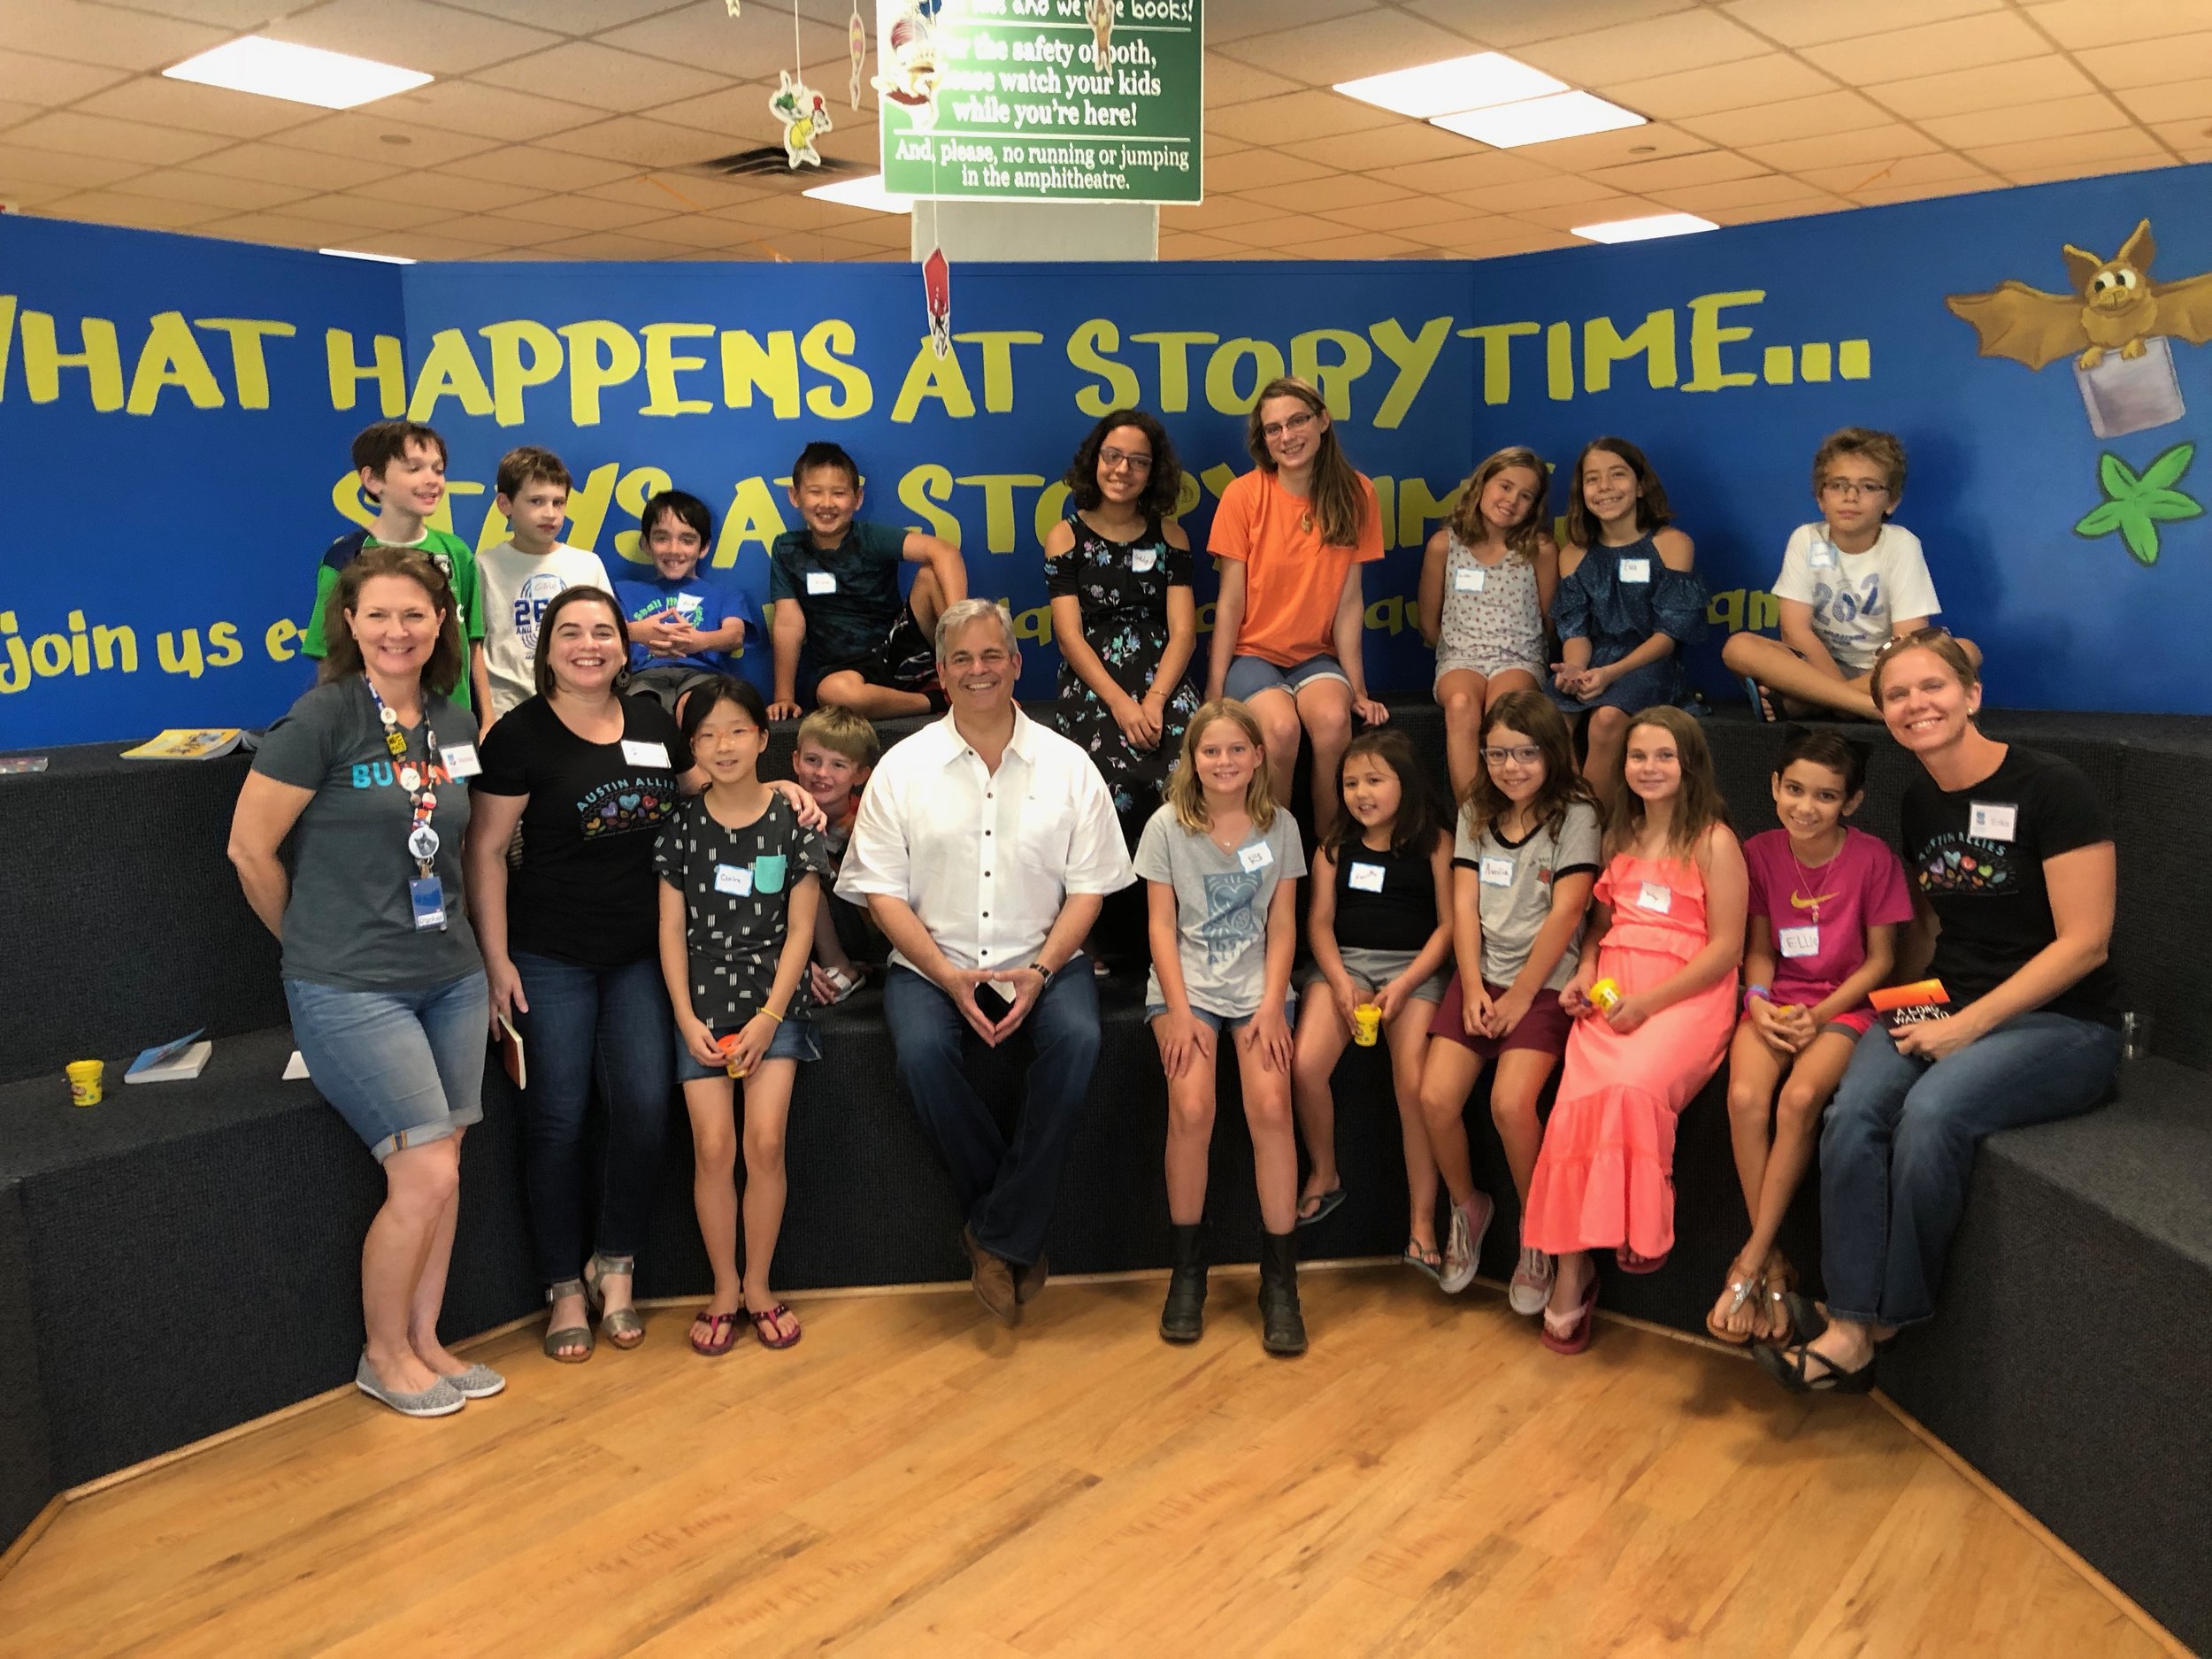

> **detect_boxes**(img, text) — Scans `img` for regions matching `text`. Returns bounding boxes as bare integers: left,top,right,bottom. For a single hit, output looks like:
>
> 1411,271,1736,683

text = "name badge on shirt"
1808,543,1839,572
408,875,448,932
1348,861,1386,893
805,571,837,595
1619,557,1652,584
1452,566,1485,594
443,742,481,779
621,740,671,769
1778,924,1820,959
1970,801,2017,842
715,864,754,897
1130,546,1158,573
1638,879,1672,913
1479,854,1514,888
1238,841,1274,874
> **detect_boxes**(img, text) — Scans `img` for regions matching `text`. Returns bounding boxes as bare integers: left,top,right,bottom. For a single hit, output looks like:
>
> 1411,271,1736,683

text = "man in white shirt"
838,599,1134,1322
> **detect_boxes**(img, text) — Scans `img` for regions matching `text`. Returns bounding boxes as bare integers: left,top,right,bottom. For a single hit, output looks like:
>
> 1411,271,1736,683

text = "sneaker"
1508,1245,1555,1316
1437,1192,1494,1294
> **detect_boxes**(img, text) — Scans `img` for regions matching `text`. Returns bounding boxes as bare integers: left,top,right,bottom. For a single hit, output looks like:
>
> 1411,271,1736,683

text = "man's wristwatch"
1031,961,1056,987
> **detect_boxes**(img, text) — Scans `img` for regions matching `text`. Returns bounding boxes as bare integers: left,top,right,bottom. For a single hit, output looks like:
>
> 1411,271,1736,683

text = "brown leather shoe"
964,1226,1019,1324
1014,1255,1048,1306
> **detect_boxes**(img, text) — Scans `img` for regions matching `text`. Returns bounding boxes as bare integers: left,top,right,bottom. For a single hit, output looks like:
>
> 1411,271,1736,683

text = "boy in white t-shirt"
474,445,612,726
1722,427,1978,720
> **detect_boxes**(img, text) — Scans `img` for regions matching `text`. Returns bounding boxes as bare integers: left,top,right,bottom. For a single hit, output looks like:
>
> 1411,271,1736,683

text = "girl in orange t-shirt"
1205,376,1386,836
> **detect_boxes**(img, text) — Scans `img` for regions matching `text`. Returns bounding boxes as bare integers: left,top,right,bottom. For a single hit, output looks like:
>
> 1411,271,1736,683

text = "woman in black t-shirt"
1761,634,2121,1394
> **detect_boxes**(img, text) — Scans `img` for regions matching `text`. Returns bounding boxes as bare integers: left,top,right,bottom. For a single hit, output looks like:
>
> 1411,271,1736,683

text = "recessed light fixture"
803,173,912,214
1571,212,1717,245
1334,51,1564,120
320,247,417,264
165,37,433,111
1432,90,1646,150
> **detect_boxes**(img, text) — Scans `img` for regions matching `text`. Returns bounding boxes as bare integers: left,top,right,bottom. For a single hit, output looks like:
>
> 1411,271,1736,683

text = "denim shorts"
673,1014,823,1082
285,971,488,1163
1145,998,1296,1033
1223,652,1348,702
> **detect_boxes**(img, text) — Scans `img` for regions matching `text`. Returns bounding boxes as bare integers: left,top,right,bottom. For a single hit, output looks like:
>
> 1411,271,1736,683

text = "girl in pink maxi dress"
1523,706,1747,1353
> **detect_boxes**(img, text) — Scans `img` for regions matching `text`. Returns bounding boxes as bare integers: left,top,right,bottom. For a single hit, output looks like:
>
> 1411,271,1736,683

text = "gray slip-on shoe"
356,1356,466,1418
440,1363,506,1399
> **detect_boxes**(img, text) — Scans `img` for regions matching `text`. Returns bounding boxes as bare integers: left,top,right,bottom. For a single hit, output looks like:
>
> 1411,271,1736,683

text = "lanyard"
364,676,443,879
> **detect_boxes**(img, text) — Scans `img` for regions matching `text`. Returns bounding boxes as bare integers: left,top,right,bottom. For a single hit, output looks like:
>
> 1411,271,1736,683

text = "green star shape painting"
2074,442,2202,565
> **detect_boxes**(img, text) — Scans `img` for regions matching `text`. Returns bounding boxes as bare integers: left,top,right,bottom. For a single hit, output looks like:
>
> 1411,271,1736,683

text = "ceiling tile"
350,169,544,213
96,0,296,24
1448,173,1623,211
193,210,346,248
1314,195,1481,231
1586,150,1771,190
1918,94,2134,150
1214,11,1484,83
271,191,456,232
1239,173,1415,212
0,182,82,208
347,228,510,258
1702,196,1848,227
1847,173,2001,207
476,191,673,232
0,48,132,105
534,116,725,168
436,144,641,189
1721,0,2002,48
1159,194,1288,232
2116,79,2212,124
1799,12,2050,81
264,0,562,76
1202,148,1340,191
412,211,577,248
1300,229,1434,258
1508,194,1655,231
649,84,787,142
1516,12,1770,85
1420,220,1578,257
580,172,768,211
0,99,37,132
1207,91,1397,146
1510,120,1713,173
820,214,911,250
1678,91,1892,149
1596,54,1838,120
1867,55,2096,121
184,142,405,189
5,110,232,165
1159,230,1254,259
0,141,148,189
116,165,316,210
0,2,227,71
1368,150,1557,194
1999,152,2173,186
1207,212,1340,249
1965,127,2169,179
2076,32,2212,92
1205,55,1307,107
1397,0,1698,51
274,113,504,169
439,0,693,32
69,77,321,141
1209,0,1372,46
1742,123,1944,172
41,188,224,229
472,41,734,111
380,81,608,142
707,191,871,231
1792,150,1992,194
2024,0,2212,52
1652,173,1843,211
1273,121,1472,170
595,7,847,81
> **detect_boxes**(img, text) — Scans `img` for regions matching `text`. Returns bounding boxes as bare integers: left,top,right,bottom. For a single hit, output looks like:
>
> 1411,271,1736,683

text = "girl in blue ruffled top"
1549,437,1708,802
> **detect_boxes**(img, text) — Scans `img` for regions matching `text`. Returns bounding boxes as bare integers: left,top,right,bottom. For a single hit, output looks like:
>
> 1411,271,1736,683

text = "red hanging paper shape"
923,246,952,360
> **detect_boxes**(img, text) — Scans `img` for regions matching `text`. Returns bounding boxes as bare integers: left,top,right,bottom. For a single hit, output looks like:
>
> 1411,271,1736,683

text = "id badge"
1452,566,1485,594
1618,557,1652,584
408,875,448,932
443,741,482,779
621,739,671,768
1969,801,2017,842
1637,879,1671,913
1479,854,1514,888
714,864,753,897
1130,546,1157,573
1808,541,1838,572
1348,861,1386,893
1778,924,1819,959
805,571,837,595
1238,841,1273,874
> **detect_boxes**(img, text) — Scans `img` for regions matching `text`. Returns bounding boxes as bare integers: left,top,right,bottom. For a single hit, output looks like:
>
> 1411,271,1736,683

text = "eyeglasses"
1099,445,1152,473
1481,744,1543,765
1819,478,1890,500
1260,411,1316,442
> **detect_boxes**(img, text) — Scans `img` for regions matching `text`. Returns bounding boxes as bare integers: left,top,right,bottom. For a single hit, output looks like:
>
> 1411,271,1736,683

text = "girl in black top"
1289,729,1455,1271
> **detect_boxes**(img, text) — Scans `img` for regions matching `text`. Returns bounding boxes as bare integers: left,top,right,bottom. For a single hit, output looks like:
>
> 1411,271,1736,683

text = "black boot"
1257,1230,1307,1356
1159,1223,1208,1343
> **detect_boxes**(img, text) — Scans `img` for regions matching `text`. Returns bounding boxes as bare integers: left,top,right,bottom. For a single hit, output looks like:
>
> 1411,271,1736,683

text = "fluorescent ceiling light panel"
165,37,433,111
1571,212,1718,245
1432,90,1646,149
803,173,912,214
1333,52,1565,120
320,248,417,264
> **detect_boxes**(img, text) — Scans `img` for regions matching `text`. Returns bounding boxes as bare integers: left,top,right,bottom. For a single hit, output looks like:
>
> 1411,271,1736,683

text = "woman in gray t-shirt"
230,548,495,1420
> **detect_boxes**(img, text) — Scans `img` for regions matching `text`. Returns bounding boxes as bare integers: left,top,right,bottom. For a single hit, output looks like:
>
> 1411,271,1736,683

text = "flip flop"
1294,1185,1346,1228
1402,1240,1443,1280
1740,673,1779,723
748,1302,803,1350
690,1309,740,1356
1616,1244,1670,1275
1540,1275,1601,1355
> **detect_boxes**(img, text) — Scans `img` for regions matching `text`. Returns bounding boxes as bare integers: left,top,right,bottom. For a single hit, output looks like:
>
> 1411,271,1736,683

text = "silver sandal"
543,1277,593,1363
585,1252,645,1348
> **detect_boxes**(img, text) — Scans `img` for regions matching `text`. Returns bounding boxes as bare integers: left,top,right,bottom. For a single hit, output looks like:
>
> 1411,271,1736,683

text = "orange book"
1870,979,1951,1033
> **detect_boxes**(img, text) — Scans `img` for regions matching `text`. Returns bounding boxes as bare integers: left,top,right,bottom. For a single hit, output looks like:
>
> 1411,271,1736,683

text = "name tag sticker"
1238,841,1274,874
1479,854,1514,888
408,875,448,933
714,864,753,897
1778,924,1820,959
1348,861,1386,893
1808,544,1838,571
1618,557,1652,584
1130,546,1157,573
620,740,671,768
1637,879,1672,913
805,571,837,595
1452,566,1486,594
1970,801,2017,842
443,742,481,779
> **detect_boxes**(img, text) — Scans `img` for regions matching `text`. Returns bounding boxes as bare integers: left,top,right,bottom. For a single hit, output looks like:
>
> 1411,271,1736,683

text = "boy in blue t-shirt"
612,489,768,711
766,440,967,721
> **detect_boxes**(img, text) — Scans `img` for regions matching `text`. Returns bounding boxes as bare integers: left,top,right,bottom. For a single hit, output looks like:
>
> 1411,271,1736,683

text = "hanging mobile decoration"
923,244,952,359
725,0,740,15
849,0,867,111
771,68,832,167
1086,0,1115,72
873,0,943,133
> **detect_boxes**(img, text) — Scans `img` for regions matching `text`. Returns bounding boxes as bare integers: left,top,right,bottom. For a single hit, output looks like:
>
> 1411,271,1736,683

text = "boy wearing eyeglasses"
1723,427,1973,721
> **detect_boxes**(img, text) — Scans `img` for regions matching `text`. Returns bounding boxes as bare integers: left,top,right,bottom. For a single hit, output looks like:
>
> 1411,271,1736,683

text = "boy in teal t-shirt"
300,420,489,720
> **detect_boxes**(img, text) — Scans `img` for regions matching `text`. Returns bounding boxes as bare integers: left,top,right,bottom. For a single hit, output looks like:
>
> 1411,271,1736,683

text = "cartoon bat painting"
1947,219,2212,371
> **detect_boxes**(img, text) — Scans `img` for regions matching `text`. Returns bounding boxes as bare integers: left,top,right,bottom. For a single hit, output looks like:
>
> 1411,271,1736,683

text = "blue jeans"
285,972,488,1163
511,951,675,1289
883,962,1102,1268
1819,1011,2119,1326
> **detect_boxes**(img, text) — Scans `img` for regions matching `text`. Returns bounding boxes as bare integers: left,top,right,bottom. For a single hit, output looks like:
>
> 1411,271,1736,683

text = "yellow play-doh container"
1588,978,1623,1014
1352,1003,1382,1047
66,1060,104,1106
718,1033,748,1079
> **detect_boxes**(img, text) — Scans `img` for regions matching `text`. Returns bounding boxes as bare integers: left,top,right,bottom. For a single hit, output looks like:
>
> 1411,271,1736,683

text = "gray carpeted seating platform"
2,700,2206,1648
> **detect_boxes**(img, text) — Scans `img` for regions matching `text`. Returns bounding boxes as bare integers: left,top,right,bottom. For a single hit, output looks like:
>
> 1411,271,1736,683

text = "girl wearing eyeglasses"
1205,376,1388,838
1417,691,1601,1316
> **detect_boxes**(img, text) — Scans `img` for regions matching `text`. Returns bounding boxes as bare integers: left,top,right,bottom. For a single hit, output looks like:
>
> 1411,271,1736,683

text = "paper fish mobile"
770,69,832,168
849,2,867,109
1947,219,2212,372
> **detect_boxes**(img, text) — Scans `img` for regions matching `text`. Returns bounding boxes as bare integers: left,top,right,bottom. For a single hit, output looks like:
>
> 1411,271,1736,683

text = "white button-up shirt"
836,708,1135,974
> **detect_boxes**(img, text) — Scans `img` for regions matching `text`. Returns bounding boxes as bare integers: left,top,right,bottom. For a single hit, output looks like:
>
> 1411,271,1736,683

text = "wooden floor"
0,1268,2173,1658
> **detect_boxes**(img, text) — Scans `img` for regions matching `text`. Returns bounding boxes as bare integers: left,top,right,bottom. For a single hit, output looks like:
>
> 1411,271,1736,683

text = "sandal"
747,1302,803,1350
1402,1240,1443,1280
1755,1339,1875,1394
542,1278,593,1363
1616,1244,1670,1275
1705,1263,1762,1346
1294,1185,1346,1228
1740,673,1778,723
584,1252,645,1349
1761,1253,1799,1343
690,1308,740,1357
1540,1273,1601,1355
